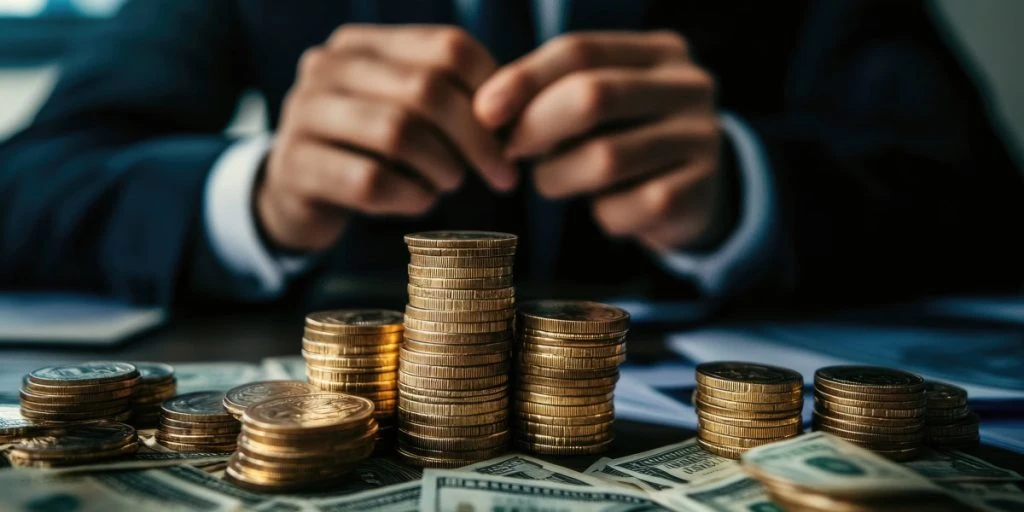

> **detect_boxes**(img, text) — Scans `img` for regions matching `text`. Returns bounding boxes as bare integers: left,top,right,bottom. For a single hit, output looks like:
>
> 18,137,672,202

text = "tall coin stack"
131,362,177,427
20,362,140,424
157,391,240,452
813,366,926,461
398,231,517,468
924,381,979,448
302,310,403,423
514,300,629,455
694,362,804,459
227,394,378,492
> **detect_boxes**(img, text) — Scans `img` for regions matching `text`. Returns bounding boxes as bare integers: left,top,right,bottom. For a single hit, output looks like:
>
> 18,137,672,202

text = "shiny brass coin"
22,374,143,398
699,429,798,449
927,413,979,436
9,421,136,454
225,460,339,491
132,388,177,405
302,329,404,345
9,434,137,461
513,438,612,455
813,380,924,403
27,361,139,387
407,284,514,300
815,388,925,409
874,446,924,462
515,420,612,437
402,338,510,356
399,387,505,406
397,382,507,400
233,449,360,476
518,327,629,342
698,385,803,404
518,352,626,371
356,389,399,402
240,420,377,447
519,341,625,359
695,408,803,429
516,430,614,446
134,362,175,382
399,360,508,379
399,347,507,367
694,398,800,421
301,339,400,356
811,411,923,435
695,392,803,413
696,437,745,459
696,362,803,394
398,407,508,427
306,365,399,379
223,381,319,417
407,264,512,279
157,430,241,445
161,391,233,422
158,439,236,452
515,410,614,426
514,391,613,407
307,378,396,393
699,417,802,439
19,385,136,404
516,373,619,389
302,350,399,369
403,305,515,323
517,300,630,334
407,275,513,290
159,423,241,436
20,403,131,420
924,381,969,409
395,446,492,468
811,405,923,427
400,420,508,439
398,371,508,390
398,429,509,452
306,309,405,334
814,397,925,419
396,439,508,460
404,231,518,248
407,295,515,312
406,245,516,257
157,415,239,429
8,441,141,467
925,405,971,422
403,316,513,334
515,400,613,417
399,396,508,416
518,382,615,397
403,327,512,345
409,254,515,268
517,363,619,380
812,421,924,444
243,393,375,434
237,431,377,459
20,396,133,413
814,366,925,394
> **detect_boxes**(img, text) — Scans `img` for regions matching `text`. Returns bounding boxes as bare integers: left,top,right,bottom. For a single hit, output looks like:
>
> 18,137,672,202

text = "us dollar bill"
260,357,307,381
605,438,736,488
304,481,422,512
462,453,607,487
651,469,775,512
954,488,1024,512
174,362,266,394
8,447,230,474
904,449,1023,482
947,482,1024,496
584,457,671,491
418,469,667,512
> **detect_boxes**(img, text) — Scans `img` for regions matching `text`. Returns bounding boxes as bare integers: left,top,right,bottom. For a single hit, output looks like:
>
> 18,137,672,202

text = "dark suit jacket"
0,0,1021,308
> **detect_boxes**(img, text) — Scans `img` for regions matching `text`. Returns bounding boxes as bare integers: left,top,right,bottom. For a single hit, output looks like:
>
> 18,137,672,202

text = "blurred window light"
0,0,47,17
71,0,124,17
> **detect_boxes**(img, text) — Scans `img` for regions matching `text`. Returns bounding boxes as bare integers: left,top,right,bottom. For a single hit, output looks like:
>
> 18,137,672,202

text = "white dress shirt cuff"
658,112,778,297
203,135,309,299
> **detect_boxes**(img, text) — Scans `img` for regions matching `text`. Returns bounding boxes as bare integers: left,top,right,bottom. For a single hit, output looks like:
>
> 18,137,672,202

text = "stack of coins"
131,362,177,427
924,381,979,448
5,421,139,468
20,362,140,424
157,391,240,452
693,362,804,459
227,393,378,492
514,300,629,456
398,231,517,468
813,366,926,461
303,310,403,423
223,381,318,419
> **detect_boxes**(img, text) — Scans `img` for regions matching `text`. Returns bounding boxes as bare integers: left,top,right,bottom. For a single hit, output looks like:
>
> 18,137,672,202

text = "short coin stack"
5,421,139,468
227,393,378,492
157,391,240,452
924,381,979,448
20,362,141,424
398,231,517,468
693,362,804,459
813,366,926,461
302,310,403,423
131,362,177,427
223,380,318,419
514,300,629,455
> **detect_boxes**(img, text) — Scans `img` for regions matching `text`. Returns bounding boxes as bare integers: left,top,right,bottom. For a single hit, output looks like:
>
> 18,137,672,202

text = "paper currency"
306,481,421,512
606,438,737,488
174,362,264,394
903,449,1023,481
955,488,1024,512
651,469,775,512
947,482,1024,495
462,453,607,487
583,457,671,491
260,356,307,381
12,447,230,475
418,469,666,512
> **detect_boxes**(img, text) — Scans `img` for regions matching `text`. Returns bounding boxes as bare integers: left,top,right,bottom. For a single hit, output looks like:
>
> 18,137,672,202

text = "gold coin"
694,398,800,420
811,411,923,435
695,392,803,413
399,347,508,367
518,382,616,397
699,417,802,439
407,275,513,290
395,446,492,468
699,430,797,449
306,310,404,334
27,362,139,387
515,420,613,437
404,231,517,248
407,295,515,312
19,396,133,412
409,254,515,268
158,439,236,452
158,415,239,430
514,391,613,407
517,301,630,334
233,449,360,475
925,405,971,422
8,441,141,467
406,245,516,257
400,420,508,438
513,438,612,455
814,366,925,394
402,339,510,356
159,423,241,436
307,379,396,394
160,392,235,422
240,420,377,447
399,396,508,416
403,317,513,334
157,430,240,445
516,430,614,446
812,405,924,427
815,388,925,409
397,383,507,401
924,381,969,409
302,329,404,345
516,363,619,380
515,410,614,426
695,409,803,429
132,388,177,405
306,365,398,378
519,341,625,359
23,374,143,396
407,284,514,300
397,371,507,390
812,421,924,444
397,407,508,427
515,400,613,417
407,265,512,279
396,439,508,460
397,430,509,452
302,339,400,356
243,393,375,434
516,374,619,389
927,413,979,437
696,437,745,459
518,327,629,342
696,362,803,393
223,381,319,417
403,305,515,323
358,389,399,401
404,327,512,345
697,386,803,404
873,446,924,462
518,352,626,371
814,380,924,403
9,422,136,455
20,403,130,421
19,386,136,404
814,396,925,418
399,360,508,379
302,350,399,369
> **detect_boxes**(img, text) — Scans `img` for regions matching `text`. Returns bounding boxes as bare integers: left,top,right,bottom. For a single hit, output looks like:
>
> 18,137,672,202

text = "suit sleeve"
0,0,246,305
747,0,1024,301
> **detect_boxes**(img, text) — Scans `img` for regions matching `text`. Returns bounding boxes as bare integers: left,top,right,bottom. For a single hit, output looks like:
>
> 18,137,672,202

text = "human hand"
475,32,730,251
259,25,517,251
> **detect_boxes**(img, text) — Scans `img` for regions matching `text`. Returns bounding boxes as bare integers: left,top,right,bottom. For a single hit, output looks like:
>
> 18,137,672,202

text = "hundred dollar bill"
174,362,265,394
584,457,671,492
903,449,1023,482
606,438,736,488
651,469,778,512
419,469,667,512
947,482,1024,496
306,481,422,512
462,453,607,487
8,447,230,474
261,356,307,381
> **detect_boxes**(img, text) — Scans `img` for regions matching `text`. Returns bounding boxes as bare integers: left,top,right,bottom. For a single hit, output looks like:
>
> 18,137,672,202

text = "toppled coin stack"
302,310,403,423
20,362,140,424
157,391,239,452
924,381,979,448
131,362,177,427
694,362,804,459
5,421,140,468
397,231,517,468
813,366,926,461
513,300,628,455
223,380,318,419
227,393,379,492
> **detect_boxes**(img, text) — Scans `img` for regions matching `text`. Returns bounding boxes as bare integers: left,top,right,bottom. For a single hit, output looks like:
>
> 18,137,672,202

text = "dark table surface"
1,312,1022,476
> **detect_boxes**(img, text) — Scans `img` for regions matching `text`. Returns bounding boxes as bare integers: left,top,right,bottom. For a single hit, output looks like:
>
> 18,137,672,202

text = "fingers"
506,66,714,158
533,116,718,199
475,31,687,129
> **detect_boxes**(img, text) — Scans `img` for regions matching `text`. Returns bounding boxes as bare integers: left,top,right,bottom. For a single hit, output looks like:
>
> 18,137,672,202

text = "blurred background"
0,0,1023,173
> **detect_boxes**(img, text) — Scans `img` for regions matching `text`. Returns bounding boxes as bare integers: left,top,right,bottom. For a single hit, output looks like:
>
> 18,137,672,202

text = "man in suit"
0,0,1021,309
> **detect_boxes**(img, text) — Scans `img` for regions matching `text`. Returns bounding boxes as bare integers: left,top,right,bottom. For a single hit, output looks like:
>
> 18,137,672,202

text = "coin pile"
223,380,318,419
157,391,239,452
397,231,517,468
693,362,804,459
5,421,139,468
813,366,926,461
924,381,979,448
20,362,140,424
303,310,403,423
131,362,177,427
227,393,378,492
513,300,628,456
